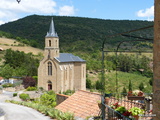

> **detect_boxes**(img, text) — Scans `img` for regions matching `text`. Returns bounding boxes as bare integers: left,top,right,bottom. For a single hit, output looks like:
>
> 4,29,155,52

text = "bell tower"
44,18,59,58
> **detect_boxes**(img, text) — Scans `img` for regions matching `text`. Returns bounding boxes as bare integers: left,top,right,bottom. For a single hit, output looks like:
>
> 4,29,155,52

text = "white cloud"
0,21,5,25
0,0,57,14
0,0,57,25
58,5,75,16
137,6,154,18
0,0,76,25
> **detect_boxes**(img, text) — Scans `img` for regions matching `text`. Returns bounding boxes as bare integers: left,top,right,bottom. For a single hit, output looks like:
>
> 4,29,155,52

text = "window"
49,40,51,47
48,62,52,75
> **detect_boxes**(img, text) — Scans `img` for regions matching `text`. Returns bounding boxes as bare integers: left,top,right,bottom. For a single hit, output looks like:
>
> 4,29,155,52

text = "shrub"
13,93,17,97
40,90,56,107
95,80,102,90
26,86,37,91
19,93,30,101
63,89,75,95
39,87,43,91
149,78,153,86
2,83,14,88
139,82,144,91
22,76,36,89
86,78,92,89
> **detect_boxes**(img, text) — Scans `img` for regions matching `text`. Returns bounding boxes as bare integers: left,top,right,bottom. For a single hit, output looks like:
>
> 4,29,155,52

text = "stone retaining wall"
3,85,24,92
56,94,69,105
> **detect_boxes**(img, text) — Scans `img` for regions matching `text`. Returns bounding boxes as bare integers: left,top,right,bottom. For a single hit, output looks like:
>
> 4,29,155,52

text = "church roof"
46,17,58,37
55,53,86,63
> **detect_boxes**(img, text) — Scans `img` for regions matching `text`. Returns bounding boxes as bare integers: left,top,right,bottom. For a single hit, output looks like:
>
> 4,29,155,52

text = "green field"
105,71,152,93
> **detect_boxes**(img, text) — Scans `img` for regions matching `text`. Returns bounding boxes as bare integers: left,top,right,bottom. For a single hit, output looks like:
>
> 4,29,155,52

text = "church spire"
46,17,58,37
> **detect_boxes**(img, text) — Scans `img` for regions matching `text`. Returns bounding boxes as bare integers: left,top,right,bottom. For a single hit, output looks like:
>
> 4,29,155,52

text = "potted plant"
122,110,132,118
97,100,102,109
127,91,133,96
105,97,110,105
128,91,145,100
115,106,127,119
137,91,144,96
110,102,120,109
129,107,144,120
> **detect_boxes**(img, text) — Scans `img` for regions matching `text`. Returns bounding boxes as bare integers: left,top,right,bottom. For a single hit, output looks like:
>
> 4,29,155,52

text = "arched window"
48,62,52,75
49,40,51,47
56,40,57,46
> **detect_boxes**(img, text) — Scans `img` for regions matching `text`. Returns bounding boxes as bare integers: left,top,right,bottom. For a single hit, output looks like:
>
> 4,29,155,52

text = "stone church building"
38,18,86,93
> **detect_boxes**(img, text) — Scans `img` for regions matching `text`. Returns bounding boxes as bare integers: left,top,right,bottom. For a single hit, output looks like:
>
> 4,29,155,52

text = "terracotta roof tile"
55,90,101,119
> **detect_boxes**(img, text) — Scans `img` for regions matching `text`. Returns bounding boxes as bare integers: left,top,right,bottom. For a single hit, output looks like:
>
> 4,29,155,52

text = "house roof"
55,53,86,63
55,90,101,119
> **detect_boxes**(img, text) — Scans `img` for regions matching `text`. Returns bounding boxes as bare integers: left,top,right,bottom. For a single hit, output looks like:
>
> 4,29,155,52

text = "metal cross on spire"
17,0,21,4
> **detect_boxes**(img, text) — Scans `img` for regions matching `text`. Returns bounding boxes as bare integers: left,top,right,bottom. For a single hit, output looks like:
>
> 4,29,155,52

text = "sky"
0,0,154,25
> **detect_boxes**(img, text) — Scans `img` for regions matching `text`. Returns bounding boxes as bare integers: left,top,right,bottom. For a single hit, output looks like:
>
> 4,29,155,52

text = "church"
38,18,86,93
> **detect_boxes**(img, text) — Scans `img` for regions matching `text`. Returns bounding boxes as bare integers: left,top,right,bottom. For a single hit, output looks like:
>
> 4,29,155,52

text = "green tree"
128,80,132,91
0,64,13,79
139,82,144,91
149,77,153,86
122,87,127,96
3,49,39,76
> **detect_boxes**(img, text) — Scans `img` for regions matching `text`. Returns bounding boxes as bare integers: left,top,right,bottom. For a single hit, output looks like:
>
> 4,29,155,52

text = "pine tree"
122,87,127,96
128,79,132,91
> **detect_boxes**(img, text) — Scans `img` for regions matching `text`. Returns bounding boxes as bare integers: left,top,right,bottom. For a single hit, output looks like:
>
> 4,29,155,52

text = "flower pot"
98,103,102,109
128,96,145,100
133,115,139,120
128,91,133,96
105,98,110,105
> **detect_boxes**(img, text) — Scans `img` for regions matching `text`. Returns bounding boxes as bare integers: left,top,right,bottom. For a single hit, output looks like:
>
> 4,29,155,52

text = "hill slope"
0,15,153,52
0,37,43,55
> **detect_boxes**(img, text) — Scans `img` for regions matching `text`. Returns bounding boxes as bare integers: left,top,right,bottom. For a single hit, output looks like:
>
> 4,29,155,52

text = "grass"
0,38,43,55
104,71,152,93
105,52,153,59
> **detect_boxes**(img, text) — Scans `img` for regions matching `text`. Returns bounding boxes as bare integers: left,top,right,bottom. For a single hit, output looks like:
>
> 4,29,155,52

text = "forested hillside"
0,15,153,52
0,15,153,93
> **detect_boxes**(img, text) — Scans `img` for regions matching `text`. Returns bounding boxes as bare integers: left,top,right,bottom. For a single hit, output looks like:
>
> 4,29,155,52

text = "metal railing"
100,93,153,120
104,104,131,120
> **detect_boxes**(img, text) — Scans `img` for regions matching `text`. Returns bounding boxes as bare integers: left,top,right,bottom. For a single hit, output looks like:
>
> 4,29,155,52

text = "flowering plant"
127,91,133,96
110,102,120,109
122,110,132,117
128,91,144,96
137,91,144,96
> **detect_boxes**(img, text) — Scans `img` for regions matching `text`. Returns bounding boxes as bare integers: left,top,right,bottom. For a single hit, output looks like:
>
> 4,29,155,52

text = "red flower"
138,91,144,96
111,102,121,109
122,111,132,116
